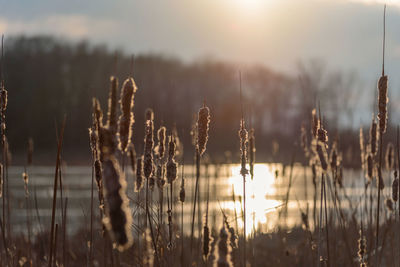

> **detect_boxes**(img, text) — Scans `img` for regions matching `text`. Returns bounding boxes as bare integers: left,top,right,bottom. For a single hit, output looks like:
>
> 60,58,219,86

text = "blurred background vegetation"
2,35,386,166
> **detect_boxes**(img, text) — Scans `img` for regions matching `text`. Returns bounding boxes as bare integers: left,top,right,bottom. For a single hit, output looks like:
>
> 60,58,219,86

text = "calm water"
1,163,391,237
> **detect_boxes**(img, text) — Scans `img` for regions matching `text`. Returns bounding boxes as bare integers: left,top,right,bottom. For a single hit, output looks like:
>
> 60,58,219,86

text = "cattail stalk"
375,6,387,266
190,104,210,251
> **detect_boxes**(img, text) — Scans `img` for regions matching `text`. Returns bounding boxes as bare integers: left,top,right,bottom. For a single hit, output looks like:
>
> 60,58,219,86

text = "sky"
0,0,400,114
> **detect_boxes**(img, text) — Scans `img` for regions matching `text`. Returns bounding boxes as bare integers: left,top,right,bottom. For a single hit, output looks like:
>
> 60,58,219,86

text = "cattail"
358,229,367,265
301,123,309,157
93,97,104,128
369,117,379,156
385,198,394,211
179,175,185,203
196,105,211,156
317,120,328,144
118,78,137,152
22,172,29,197
156,126,166,159
366,153,373,181
102,155,133,251
249,128,255,179
27,138,33,166
149,176,155,191
377,75,388,134
310,158,317,187
136,156,144,192
99,126,116,159
215,226,233,267
227,227,237,249
315,140,328,173
143,228,154,267
143,109,154,179
360,127,365,171
156,164,165,188
107,76,119,136
128,144,136,174
94,159,104,209
330,142,338,171
203,225,211,260
166,136,178,184
0,84,8,112
385,143,394,170
311,109,318,139
239,119,248,176
301,211,309,230
392,172,398,202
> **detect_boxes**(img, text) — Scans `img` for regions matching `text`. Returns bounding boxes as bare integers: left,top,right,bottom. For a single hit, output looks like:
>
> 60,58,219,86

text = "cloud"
0,14,117,39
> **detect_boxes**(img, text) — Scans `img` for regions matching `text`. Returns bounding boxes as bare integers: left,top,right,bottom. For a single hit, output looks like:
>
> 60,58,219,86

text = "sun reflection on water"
221,164,282,235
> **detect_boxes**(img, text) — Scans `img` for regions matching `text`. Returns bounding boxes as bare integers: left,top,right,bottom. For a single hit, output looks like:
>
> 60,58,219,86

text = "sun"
234,0,264,11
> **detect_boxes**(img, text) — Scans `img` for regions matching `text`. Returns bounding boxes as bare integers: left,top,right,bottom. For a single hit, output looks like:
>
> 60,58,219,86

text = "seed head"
143,114,154,179
377,75,388,133
166,136,178,184
215,226,233,267
118,78,137,152
136,156,143,192
392,176,398,202
107,76,119,136
249,128,255,179
102,155,133,251
196,105,210,156
239,119,248,176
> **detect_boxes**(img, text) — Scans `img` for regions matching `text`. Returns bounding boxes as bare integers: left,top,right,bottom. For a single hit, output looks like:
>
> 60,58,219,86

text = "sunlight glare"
225,164,282,235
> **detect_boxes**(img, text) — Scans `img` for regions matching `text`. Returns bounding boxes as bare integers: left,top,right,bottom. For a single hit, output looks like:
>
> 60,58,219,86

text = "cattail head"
385,143,394,170
385,198,394,212
102,155,133,251
301,211,309,230
136,156,143,192
203,225,212,260
314,140,328,173
196,105,210,156
107,76,119,136
99,126,117,159
366,153,373,182
27,138,33,166
249,128,255,178
156,163,166,188
179,175,185,203
360,127,365,171
317,120,328,144
311,108,318,139
94,159,104,210
128,144,136,174
0,84,7,112
392,175,398,202
143,111,154,179
93,97,104,128
215,225,233,267
369,117,379,156
22,172,29,197
377,75,388,134
156,126,166,159
166,136,178,184
239,119,248,176
118,77,137,152
310,159,317,188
